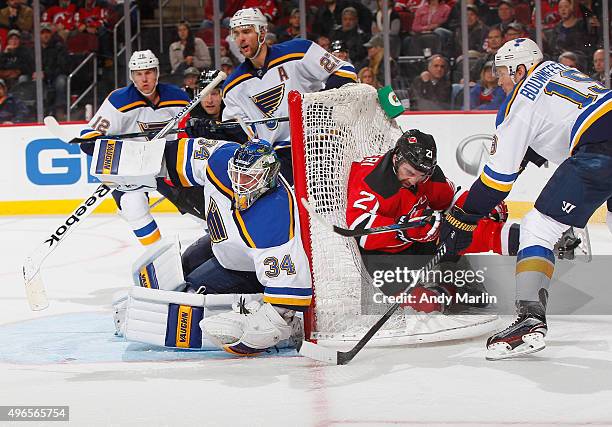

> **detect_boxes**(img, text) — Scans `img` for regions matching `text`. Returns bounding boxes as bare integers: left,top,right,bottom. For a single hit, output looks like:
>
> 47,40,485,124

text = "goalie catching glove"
396,208,441,244
200,302,301,356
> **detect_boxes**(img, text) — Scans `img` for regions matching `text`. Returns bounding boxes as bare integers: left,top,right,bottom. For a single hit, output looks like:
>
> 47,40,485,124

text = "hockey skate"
554,226,592,262
486,300,547,360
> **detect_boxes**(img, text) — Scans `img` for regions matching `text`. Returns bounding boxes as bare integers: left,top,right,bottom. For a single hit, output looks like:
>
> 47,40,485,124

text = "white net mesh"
294,84,499,346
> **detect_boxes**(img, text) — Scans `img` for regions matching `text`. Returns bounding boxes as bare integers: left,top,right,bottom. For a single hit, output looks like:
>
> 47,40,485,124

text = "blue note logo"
250,83,285,130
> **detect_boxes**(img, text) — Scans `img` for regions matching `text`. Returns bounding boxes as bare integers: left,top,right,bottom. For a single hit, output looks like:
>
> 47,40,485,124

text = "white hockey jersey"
167,138,312,311
221,38,357,148
82,83,191,140
80,83,191,246
480,61,611,194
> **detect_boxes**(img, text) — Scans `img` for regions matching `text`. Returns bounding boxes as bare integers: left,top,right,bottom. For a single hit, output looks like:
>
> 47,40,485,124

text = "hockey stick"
50,116,290,144
23,71,227,311
43,116,79,143
214,116,288,129
299,243,447,365
300,198,437,238
44,116,183,143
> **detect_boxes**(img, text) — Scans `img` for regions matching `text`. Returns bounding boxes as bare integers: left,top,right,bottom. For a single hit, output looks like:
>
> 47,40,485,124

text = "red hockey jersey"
346,151,455,253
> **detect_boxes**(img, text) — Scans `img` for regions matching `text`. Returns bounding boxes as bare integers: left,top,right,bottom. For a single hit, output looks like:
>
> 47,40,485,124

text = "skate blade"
486,333,546,360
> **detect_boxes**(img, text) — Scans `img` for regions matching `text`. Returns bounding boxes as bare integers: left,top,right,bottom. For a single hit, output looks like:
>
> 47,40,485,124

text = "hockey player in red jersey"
346,129,515,313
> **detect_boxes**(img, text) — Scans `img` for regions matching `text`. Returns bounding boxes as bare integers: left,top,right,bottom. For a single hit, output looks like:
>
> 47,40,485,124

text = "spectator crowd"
0,0,609,123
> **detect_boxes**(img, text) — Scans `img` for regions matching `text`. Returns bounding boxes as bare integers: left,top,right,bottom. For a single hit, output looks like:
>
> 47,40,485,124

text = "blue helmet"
228,139,281,211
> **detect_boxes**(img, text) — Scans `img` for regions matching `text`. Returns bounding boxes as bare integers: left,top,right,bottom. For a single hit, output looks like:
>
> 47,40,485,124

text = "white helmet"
230,7,267,36
128,50,159,96
494,38,543,78
229,8,268,60
129,50,159,72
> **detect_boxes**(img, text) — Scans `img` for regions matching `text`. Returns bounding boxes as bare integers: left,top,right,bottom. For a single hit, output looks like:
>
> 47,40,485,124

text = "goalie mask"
393,129,437,180
228,139,281,211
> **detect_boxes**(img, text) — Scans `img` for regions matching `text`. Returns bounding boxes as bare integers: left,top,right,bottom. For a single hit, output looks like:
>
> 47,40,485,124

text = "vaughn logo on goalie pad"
44,184,112,247
95,140,123,175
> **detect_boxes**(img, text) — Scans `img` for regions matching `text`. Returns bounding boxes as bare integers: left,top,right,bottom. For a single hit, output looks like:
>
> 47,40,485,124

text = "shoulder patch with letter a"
249,83,285,130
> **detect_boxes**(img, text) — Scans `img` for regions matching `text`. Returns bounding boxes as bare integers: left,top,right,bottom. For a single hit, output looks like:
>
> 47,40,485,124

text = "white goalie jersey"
165,138,313,311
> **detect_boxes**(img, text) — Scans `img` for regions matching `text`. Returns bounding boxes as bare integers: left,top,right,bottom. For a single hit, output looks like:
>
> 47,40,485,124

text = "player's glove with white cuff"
439,205,482,255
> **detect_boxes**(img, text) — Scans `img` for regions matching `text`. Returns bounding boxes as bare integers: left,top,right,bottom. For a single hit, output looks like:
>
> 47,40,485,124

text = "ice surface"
1,215,611,426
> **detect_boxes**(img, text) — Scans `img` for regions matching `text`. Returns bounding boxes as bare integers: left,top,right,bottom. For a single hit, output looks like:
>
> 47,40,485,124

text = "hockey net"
289,84,499,346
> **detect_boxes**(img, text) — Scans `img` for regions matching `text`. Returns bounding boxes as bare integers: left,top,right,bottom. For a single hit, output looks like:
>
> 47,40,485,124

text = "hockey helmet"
228,139,281,211
128,50,160,96
230,7,267,36
129,50,159,72
393,129,437,177
331,40,348,53
494,38,543,78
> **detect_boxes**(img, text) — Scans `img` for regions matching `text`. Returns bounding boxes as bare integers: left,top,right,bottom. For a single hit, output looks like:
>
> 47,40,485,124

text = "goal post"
289,84,500,346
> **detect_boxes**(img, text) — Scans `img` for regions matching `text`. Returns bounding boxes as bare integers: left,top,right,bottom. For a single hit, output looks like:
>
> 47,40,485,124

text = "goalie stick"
300,198,437,238
23,70,227,311
299,243,447,365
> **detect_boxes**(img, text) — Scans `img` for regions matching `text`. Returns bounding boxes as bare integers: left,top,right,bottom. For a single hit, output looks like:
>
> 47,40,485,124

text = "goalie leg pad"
123,287,206,348
132,235,185,291
200,302,293,355
112,290,129,336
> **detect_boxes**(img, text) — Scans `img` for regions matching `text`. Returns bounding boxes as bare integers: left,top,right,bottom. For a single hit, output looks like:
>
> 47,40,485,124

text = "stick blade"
23,271,49,311
44,115,77,143
298,341,339,364
23,257,49,311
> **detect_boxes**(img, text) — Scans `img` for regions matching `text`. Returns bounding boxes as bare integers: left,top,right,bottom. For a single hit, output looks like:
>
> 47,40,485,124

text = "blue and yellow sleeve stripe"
570,91,612,153
80,128,104,140
516,245,555,279
334,65,357,81
479,165,519,193
175,138,198,187
134,220,161,246
263,286,312,311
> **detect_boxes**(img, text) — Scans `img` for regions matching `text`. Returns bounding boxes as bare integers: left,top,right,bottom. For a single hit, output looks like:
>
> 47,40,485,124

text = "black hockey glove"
439,205,482,255
184,118,219,138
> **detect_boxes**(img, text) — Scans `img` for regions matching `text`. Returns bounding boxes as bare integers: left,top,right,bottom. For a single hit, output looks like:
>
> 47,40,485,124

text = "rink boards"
0,116,606,221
